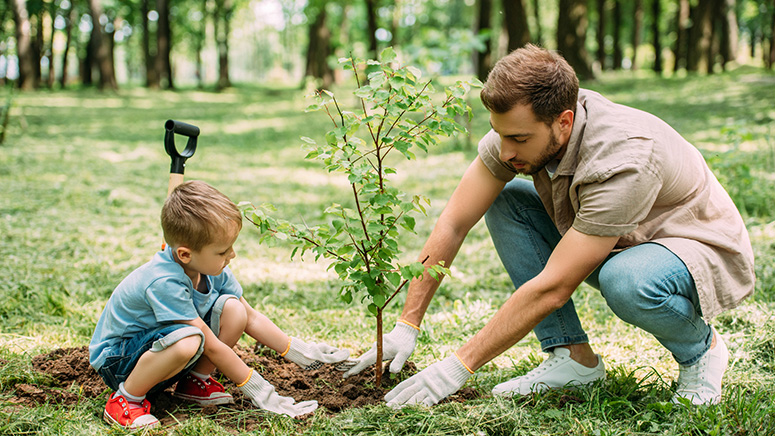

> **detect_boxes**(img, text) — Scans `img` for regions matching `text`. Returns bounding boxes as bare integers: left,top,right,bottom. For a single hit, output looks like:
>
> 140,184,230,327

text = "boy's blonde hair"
161,180,242,251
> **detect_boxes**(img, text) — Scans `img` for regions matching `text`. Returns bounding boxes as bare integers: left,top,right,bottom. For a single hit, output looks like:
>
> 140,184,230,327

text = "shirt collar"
555,100,587,176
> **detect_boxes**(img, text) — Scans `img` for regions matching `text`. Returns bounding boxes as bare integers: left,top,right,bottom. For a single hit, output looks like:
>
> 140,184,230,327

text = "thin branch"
382,255,431,309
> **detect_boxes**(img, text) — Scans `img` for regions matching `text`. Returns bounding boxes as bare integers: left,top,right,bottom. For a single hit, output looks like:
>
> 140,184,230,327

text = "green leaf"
386,272,401,287
373,291,386,307
380,46,397,63
367,303,378,316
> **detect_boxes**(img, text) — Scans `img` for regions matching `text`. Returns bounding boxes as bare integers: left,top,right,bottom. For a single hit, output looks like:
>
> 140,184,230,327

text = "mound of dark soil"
9,345,480,429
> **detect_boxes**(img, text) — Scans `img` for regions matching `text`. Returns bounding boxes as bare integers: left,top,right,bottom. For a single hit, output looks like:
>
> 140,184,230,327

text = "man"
343,44,755,407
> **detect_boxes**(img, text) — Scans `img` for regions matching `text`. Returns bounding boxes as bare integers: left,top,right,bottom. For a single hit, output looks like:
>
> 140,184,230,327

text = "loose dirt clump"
10,345,480,429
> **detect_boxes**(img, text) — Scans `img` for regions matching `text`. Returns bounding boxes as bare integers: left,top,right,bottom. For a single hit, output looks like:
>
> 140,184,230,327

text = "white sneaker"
492,347,606,397
673,327,728,405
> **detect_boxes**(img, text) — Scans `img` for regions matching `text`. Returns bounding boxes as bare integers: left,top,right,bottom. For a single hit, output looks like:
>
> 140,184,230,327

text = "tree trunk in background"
46,1,57,88
612,0,622,69
557,0,594,80
770,3,775,70
474,0,493,82
10,0,35,89
652,0,662,73
531,0,542,45
32,7,43,87
707,0,721,74
59,2,75,88
390,0,401,47
503,0,531,52
673,0,690,70
631,0,642,70
195,0,207,88
214,0,232,89
364,0,379,57
304,5,333,89
596,0,606,70
719,0,737,68
155,0,173,89
141,0,158,87
687,0,713,72
86,0,117,89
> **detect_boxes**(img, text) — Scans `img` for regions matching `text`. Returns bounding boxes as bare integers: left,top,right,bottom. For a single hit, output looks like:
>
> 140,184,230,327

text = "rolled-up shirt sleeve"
477,129,517,182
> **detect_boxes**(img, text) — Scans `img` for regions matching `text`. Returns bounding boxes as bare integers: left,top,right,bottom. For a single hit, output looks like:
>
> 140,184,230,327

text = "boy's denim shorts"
96,294,237,393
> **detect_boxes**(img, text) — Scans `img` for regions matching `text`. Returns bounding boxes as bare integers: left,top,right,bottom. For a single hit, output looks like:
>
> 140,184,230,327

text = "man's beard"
513,130,564,176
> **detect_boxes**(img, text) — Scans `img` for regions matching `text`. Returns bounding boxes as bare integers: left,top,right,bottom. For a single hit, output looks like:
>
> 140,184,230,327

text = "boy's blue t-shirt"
89,247,243,370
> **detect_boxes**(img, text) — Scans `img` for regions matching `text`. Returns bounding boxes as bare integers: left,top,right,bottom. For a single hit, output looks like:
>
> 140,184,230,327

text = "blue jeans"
484,178,712,366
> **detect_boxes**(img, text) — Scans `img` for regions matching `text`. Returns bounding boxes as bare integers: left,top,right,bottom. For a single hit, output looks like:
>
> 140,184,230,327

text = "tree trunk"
631,0,643,70
375,307,384,388
142,0,158,88
596,0,606,70
87,0,117,89
612,0,622,69
652,0,662,72
770,2,775,70
59,1,75,88
390,0,401,47
32,7,44,87
364,0,379,57
673,0,690,71
46,2,56,88
10,0,35,89
304,5,333,89
503,0,531,52
196,0,207,88
155,0,173,89
687,0,714,72
531,0,542,45
474,0,493,82
215,0,232,90
718,0,737,68
557,0,594,80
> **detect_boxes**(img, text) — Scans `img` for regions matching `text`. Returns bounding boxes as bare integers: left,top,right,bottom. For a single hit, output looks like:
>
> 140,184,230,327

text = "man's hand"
283,337,353,370
239,370,318,417
343,321,419,378
384,354,472,407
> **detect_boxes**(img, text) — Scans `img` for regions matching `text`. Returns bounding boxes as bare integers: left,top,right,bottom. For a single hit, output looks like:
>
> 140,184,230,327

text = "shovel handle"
164,119,200,174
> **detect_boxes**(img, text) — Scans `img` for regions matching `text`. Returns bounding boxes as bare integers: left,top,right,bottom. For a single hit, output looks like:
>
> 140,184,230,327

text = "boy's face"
177,223,239,277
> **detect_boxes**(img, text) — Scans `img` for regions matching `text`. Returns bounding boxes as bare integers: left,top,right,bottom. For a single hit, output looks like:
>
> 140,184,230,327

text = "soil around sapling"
9,344,481,429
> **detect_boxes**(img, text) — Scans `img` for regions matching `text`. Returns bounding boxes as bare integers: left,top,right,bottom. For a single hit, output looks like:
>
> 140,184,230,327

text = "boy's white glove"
342,321,419,379
384,354,472,408
283,337,353,370
239,370,318,417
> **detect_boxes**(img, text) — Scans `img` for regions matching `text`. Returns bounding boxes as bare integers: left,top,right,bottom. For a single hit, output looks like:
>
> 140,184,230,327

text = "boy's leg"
594,243,727,404
98,324,204,428
173,295,246,405
190,295,247,375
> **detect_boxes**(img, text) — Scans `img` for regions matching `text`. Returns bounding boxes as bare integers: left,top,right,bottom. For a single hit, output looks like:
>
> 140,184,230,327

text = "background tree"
213,0,233,89
612,0,622,69
596,0,607,70
502,0,531,52
473,0,493,81
631,0,642,70
557,0,594,79
304,1,333,89
155,0,172,88
10,0,35,89
652,0,662,72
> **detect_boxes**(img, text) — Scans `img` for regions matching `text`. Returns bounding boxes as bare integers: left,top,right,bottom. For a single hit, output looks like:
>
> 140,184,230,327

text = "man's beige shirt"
478,89,755,319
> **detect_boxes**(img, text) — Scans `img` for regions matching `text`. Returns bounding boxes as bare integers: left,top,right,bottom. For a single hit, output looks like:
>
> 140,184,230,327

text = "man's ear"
556,109,575,144
175,246,193,264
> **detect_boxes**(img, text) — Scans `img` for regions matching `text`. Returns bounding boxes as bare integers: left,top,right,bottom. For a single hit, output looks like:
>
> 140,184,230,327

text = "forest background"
2,0,775,435
3,0,775,92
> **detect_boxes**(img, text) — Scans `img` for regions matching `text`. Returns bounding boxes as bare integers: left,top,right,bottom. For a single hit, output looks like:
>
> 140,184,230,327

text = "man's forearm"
401,221,468,326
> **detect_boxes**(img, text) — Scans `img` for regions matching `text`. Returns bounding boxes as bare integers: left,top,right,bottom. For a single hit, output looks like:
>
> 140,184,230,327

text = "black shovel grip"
164,119,200,174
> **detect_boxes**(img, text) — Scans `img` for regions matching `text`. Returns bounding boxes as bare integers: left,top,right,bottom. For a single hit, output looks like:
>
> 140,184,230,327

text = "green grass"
1,67,775,435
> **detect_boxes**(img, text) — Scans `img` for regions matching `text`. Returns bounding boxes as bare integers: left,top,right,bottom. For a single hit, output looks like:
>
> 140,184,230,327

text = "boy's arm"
240,297,351,369
176,317,252,383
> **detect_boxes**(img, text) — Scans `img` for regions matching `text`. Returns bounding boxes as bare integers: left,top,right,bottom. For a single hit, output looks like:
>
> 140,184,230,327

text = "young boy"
89,180,351,429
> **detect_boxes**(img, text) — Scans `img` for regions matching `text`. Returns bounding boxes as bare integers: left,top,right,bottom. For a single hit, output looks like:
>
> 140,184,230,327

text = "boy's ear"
175,246,193,264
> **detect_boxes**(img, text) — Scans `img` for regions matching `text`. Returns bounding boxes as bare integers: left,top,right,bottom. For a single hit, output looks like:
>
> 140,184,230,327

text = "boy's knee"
222,298,247,328
170,334,203,361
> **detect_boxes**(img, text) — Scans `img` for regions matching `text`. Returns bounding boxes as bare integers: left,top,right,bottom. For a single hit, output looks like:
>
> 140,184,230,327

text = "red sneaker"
103,394,159,429
173,374,234,405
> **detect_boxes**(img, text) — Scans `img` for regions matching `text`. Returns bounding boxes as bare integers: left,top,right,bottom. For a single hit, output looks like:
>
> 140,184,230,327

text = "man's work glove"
342,320,419,379
282,337,353,371
238,370,318,417
384,354,472,408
